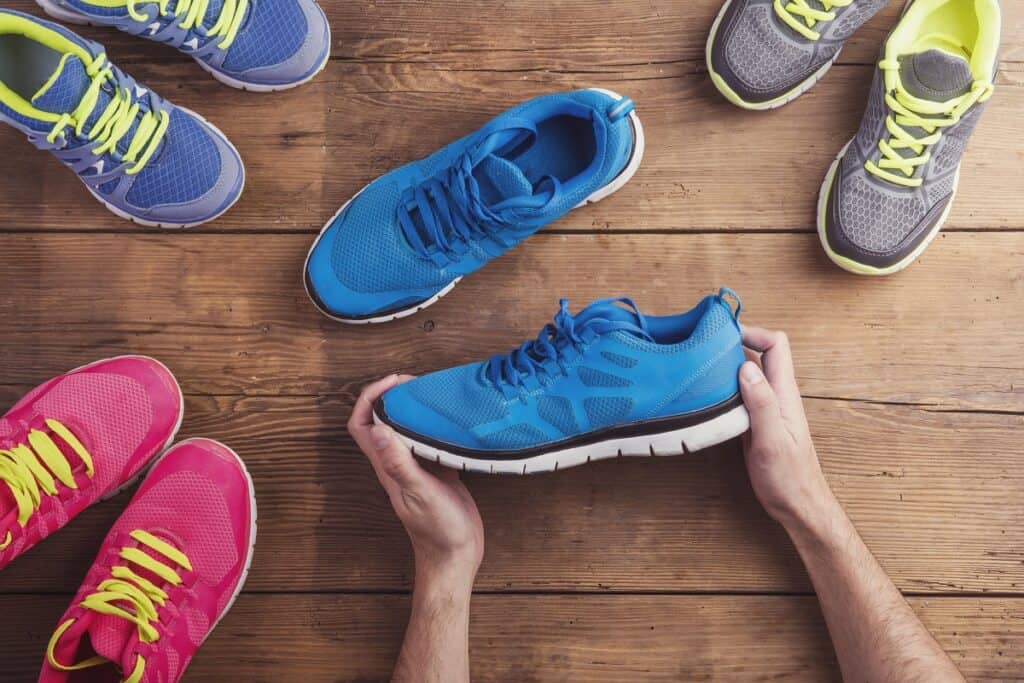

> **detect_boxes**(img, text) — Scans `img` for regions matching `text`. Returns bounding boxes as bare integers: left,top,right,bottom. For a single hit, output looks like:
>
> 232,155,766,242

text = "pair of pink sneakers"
0,357,256,682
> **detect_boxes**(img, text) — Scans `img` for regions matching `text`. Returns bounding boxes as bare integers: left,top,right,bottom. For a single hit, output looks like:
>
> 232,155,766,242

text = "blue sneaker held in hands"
36,0,331,92
374,289,750,474
0,9,244,227
305,89,645,324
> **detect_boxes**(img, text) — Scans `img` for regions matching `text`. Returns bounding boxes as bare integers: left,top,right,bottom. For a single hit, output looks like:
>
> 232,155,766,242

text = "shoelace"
0,419,93,550
866,58,993,188
127,0,248,50
487,298,653,393
774,0,852,41
398,121,561,264
46,53,169,176
46,529,193,683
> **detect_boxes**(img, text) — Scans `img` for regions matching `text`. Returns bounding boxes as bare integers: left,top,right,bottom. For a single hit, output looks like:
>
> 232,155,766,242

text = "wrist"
414,552,479,596
778,486,852,553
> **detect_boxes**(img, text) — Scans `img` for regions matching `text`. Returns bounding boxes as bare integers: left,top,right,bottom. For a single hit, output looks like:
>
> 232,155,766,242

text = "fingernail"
740,361,764,385
370,425,392,451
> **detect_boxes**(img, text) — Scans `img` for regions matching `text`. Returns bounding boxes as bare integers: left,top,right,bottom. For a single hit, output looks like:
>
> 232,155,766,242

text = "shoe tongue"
575,300,650,339
898,49,974,102
50,611,137,678
31,54,93,115
473,154,533,205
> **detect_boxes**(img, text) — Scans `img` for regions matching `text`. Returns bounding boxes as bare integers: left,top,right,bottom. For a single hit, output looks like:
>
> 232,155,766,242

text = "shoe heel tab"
716,287,742,319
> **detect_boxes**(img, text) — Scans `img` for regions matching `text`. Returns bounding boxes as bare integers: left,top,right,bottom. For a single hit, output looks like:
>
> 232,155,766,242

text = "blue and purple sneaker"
35,0,331,92
0,9,244,227
305,89,645,323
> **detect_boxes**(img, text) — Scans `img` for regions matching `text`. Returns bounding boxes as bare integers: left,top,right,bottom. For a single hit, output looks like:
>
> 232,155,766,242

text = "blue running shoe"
0,9,244,227
35,0,331,92
374,290,750,474
305,89,645,324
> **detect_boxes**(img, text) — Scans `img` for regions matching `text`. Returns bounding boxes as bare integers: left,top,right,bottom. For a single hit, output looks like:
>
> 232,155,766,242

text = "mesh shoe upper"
821,0,999,271
0,357,182,570
39,439,255,683
708,0,888,105
306,89,639,319
377,292,745,454
0,10,244,226
55,0,331,88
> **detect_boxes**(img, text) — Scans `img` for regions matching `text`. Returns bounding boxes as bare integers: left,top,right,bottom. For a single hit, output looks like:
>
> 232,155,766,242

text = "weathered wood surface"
3,594,1022,682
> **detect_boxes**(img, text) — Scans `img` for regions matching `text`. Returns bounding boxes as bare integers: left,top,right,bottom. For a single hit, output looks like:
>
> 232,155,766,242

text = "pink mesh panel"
36,372,153,491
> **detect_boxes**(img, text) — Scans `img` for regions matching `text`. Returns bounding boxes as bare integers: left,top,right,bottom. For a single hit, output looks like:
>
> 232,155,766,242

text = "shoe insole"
0,34,63,102
506,114,597,188
908,0,979,60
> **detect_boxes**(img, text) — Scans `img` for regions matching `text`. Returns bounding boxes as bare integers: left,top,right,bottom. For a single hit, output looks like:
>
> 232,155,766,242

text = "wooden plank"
1,65,1021,232
0,394,1020,594
4,0,1022,66
3,594,1022,681
1,232,1022,410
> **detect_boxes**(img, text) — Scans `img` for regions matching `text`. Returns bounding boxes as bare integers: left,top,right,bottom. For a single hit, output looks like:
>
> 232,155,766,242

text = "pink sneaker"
41,438,257,683
0,357,183,570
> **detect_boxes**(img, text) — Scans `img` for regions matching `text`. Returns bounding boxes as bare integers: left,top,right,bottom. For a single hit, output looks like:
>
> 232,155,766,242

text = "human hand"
348,375,485,584
737,326,840,537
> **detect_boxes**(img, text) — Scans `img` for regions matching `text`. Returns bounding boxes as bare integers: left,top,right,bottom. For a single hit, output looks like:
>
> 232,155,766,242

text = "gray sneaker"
706,0,890,109
818,0,1000,275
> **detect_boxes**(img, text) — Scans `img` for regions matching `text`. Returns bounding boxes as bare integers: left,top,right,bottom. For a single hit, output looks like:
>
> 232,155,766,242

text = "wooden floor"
2,1,1023,680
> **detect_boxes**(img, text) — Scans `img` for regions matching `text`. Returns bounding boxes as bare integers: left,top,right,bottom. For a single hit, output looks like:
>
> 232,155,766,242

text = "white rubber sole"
35,0,331,93
303,87,645,324
816,138,960,276
375,404,750,476
706,0,841,111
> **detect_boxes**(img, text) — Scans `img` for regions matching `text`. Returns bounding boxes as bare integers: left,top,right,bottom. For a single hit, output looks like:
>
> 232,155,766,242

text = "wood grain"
3,594,1022,682
0,33,1022,231
0,393,1020,594
1,232,1022,410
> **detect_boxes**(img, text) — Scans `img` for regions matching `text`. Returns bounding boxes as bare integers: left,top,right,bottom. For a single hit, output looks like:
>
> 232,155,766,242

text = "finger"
738,361,785,441
740,326,801,408
366,424,430,493
348,374,415,433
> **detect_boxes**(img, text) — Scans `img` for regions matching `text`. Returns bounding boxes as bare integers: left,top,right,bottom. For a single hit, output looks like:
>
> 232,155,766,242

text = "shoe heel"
34,0,92,25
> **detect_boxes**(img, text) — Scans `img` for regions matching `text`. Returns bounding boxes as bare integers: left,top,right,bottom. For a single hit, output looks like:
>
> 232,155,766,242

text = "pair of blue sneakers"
0,2,330,227
304,90,750,474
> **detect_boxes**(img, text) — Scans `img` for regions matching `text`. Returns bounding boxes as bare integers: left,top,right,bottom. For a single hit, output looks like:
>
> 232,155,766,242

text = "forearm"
393,563,474,683
785,494,963,683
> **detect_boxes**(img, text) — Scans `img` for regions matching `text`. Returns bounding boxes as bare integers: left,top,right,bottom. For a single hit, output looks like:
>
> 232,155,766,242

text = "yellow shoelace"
865,57,993,188
0,419,93,550
126,0,249,50
774,0,852,41
46,529,193,683
45,53,170,176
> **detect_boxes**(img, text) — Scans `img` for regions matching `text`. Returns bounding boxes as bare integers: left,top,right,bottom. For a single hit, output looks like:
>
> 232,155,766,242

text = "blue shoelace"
487,298,653,392
398,118,563,264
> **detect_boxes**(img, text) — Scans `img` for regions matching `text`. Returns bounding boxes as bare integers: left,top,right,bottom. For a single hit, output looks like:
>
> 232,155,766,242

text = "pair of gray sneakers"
707,0,1001,274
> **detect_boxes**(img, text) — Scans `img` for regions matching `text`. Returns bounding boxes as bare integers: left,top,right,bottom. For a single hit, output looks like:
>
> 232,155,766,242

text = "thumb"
738,361,783,438
369,425,426,491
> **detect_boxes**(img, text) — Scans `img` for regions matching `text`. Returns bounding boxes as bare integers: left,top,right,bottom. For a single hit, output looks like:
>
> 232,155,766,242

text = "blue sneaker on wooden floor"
35,0,331,92
374,290,750,475
304,89,645,324
0,9,245,228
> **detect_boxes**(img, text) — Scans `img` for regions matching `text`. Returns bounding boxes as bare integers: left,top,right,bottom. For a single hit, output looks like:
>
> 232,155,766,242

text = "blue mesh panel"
329,184,454,293
222,0,307,71
577,366,631,388
32,56,89,113
126,109,220,207
584,397,633,429
65,0,129,17
479,424,548,450
406,364,508,430
601,351,638,368
536,395,578,436
98,178,119,194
